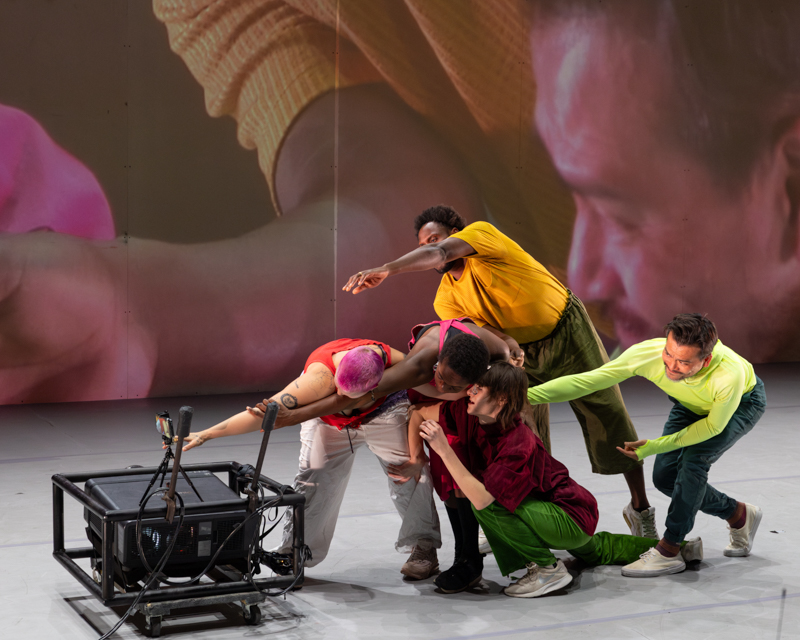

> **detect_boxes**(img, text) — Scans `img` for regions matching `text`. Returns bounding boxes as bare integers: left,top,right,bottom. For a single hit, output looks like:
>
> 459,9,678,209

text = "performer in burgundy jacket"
417,362,701,597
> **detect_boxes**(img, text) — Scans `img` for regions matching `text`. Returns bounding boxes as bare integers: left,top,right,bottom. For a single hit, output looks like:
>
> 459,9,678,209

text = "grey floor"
1,364,798,640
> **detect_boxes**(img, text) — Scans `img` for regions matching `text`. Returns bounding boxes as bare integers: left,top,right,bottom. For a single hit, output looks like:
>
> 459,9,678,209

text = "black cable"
98,489,185,640
97,476,309,637
139,485,287,587
242,482,312,597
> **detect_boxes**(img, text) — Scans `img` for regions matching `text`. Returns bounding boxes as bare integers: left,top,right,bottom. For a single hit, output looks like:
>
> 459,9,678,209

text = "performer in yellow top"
344,205,655,540
528,313,766,577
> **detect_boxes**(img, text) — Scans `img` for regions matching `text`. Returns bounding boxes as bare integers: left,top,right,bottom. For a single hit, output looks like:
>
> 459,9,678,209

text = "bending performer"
179,339,442,580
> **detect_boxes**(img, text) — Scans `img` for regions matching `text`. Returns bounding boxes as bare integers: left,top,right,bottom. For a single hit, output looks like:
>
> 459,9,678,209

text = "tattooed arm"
180,363,338,451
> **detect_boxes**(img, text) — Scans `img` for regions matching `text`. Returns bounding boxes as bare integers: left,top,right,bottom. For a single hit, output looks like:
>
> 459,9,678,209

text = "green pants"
521,292,641,475
473,499,657,576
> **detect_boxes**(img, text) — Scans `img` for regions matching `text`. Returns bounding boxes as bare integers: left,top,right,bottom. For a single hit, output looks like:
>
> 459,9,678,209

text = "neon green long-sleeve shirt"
527,339,756,459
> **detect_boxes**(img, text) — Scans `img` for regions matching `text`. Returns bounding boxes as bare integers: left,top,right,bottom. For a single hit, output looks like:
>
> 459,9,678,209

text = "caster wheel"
244,604,262,625
146,616,162,637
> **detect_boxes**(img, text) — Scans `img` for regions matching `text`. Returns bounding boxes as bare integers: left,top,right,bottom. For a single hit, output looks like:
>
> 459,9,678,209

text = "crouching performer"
528,314,766,577
179,339,442,579
417,362,700,597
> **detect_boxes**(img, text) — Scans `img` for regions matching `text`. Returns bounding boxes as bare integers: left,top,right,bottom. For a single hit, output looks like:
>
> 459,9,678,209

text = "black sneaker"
433,560,482,594
260,551,293,576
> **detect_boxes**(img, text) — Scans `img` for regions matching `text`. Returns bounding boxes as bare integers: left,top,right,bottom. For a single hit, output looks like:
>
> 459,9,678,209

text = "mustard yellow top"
434,222,568,344
153,0,575,270
527,339,757,459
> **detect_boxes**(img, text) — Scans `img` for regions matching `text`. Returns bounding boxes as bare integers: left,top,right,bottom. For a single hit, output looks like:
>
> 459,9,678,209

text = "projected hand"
0,232,153,403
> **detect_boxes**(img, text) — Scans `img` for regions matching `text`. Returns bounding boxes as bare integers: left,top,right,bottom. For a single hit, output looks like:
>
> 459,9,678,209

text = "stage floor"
1,364,798,639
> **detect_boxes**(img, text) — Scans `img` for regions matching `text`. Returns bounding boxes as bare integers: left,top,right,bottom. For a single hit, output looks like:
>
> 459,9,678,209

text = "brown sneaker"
401,546,439,580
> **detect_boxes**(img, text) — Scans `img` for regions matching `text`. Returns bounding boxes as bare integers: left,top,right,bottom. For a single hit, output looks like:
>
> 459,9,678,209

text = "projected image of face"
531,11,800,362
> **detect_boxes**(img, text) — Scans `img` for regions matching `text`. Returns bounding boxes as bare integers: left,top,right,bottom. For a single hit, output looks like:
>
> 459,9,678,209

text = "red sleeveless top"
304,339,392,430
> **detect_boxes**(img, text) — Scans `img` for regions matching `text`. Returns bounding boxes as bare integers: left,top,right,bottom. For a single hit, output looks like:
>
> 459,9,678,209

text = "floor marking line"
432,591,800,639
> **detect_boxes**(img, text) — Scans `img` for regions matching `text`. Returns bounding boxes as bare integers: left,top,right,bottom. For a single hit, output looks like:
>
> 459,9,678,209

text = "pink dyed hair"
335,347,385,394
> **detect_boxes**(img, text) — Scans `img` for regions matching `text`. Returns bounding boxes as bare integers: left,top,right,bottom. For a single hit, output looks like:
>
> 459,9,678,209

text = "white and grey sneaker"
623,502,659,539
622,547,686,577
503,559,572,598
681,537,703,564
478,526,492,555
724,503,763,557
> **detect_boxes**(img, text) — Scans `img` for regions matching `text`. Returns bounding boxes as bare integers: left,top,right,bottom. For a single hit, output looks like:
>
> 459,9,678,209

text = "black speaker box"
84,470,256,584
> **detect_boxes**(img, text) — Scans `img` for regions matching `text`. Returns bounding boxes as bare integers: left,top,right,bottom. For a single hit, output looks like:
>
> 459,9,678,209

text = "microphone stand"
245,401,279,513
162,406,201,523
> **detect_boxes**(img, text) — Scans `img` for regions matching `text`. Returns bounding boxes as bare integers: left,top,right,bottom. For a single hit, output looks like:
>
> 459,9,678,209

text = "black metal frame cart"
52,461,305,637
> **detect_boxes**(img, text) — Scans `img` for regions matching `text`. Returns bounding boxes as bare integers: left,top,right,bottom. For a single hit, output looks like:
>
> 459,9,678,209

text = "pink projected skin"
0,105,114,239
531,15,800,362
0,82,485,403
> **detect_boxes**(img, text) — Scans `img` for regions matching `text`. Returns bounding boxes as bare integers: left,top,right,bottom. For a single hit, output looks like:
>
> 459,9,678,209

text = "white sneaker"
681,537,703,564
478,526,492,555
623,503,659,539
724,503,763,557
503,559,572,598
622,547,686,577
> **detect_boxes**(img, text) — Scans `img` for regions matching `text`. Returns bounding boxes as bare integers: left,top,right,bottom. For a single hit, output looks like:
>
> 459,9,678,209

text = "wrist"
438,443,455,462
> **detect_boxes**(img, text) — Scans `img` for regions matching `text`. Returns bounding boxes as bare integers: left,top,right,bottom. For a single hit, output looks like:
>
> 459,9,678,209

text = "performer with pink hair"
180,338,442,580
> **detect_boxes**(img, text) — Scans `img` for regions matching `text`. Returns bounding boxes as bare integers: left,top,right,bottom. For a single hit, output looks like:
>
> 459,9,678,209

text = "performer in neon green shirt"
528,314,766,577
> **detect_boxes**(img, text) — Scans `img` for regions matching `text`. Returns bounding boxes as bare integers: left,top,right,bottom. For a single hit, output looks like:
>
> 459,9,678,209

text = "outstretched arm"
343,236,476,294
264,350,437,427
267,352,435,424
179,410,262,451
181,362,339,450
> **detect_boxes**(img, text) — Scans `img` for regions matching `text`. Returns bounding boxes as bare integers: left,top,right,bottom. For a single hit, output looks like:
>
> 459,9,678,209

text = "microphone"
177,406,194,438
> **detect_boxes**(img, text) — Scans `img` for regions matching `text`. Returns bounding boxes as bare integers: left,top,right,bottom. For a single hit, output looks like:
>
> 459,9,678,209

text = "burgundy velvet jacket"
440,398,599,536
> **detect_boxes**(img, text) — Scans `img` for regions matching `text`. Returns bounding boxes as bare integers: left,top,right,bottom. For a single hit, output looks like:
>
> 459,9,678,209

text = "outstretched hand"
616,439,647,460
163,432,207,452
342,267,390,294
509,348,525,368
